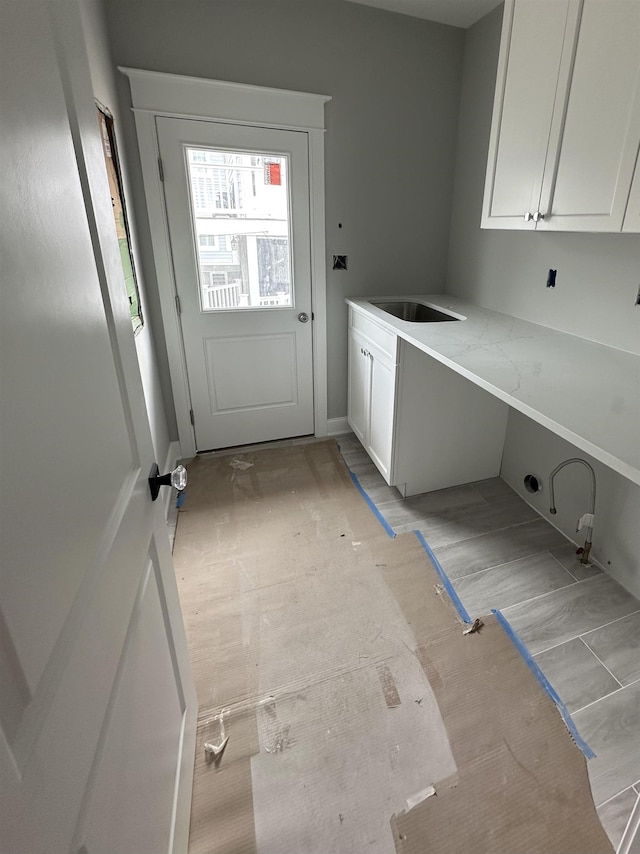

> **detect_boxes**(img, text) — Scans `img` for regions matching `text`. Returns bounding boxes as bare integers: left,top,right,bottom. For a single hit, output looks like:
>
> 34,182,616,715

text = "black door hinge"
189,409,194,426
158,157,164,182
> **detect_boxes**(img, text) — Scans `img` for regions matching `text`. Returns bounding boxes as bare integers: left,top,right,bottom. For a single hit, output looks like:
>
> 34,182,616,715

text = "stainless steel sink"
371,301,460,322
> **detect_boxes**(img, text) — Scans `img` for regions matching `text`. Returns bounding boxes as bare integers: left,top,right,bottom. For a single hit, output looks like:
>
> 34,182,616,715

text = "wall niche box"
482,0,640,233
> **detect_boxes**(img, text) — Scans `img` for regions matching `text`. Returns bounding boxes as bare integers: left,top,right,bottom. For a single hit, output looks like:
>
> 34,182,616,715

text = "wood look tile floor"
337,435,640,849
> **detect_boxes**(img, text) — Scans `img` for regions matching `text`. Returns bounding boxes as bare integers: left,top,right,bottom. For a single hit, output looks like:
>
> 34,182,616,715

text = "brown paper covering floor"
173,440,612,854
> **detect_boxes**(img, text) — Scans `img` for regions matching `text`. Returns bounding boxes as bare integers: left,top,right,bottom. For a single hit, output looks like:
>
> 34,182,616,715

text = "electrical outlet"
333,255,348,271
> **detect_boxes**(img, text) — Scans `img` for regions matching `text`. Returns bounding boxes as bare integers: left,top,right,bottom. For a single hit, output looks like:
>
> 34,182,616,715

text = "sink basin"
371,301,460,322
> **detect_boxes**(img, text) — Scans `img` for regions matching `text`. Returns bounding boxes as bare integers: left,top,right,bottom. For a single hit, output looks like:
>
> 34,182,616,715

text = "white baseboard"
326,416,350,436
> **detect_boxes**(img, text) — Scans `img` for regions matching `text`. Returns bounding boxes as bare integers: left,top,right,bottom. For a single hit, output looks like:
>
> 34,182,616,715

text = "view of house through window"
185,147,293,311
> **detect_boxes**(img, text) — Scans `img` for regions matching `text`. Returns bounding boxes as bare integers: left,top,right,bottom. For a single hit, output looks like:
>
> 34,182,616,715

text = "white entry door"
0,4,196,853
156,118,315,451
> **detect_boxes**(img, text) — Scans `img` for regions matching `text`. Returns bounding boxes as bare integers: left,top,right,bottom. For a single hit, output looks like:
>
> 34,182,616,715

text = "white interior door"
156,118,315,451
0,3,196,853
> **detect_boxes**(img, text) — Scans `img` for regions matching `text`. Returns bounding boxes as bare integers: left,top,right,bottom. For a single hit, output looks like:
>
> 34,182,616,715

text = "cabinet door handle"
533,211,545,222
524,211,533,222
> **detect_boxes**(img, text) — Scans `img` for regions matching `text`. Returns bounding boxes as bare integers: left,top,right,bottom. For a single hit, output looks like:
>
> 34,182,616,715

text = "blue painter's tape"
414,530,472,624
347,470,396,539
176,491,186,508
491,609,595,760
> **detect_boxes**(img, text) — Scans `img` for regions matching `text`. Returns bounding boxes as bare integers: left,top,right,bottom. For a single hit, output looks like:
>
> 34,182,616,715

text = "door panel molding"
10,468,142,768
70,558,187,854
123,68,331,457
205,333,298,413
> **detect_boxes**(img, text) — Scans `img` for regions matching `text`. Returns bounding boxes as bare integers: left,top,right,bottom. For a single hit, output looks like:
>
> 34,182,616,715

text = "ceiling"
347,0,502,29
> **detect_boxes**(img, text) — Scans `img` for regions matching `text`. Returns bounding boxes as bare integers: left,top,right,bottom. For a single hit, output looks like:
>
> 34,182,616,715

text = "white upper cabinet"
482,0,577,228
482,0,640,232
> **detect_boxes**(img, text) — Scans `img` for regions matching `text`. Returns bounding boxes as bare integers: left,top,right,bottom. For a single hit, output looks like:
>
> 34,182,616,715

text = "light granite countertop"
346,295,640,486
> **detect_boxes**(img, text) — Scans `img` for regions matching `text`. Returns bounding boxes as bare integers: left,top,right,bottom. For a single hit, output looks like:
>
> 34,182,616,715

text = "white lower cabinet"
368,347,396,481
347,325,397,484
347,328,369,448
347,307,510,497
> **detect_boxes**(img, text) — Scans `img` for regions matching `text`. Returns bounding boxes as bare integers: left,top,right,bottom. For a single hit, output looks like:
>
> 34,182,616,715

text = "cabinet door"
482,0,579,229
367,350,396,483
539,0,640,231
347,329,370,448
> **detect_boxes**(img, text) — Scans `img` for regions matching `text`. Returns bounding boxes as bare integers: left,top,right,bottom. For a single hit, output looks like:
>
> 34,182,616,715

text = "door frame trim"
121,68,331,457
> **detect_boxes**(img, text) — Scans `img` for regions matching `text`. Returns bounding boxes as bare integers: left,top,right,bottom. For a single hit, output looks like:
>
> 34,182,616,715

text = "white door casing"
122,68,330,458
156,118,314,450
0,3,196,853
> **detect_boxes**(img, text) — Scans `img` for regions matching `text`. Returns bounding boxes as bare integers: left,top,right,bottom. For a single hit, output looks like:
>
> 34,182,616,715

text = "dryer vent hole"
524,474,542,494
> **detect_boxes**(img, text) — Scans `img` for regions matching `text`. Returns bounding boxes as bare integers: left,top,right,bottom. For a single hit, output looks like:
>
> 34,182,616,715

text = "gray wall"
105,0,465,421
447,7,640,595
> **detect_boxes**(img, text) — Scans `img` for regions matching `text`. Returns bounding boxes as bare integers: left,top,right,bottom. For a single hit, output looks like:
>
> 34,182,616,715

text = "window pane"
185,148,293,311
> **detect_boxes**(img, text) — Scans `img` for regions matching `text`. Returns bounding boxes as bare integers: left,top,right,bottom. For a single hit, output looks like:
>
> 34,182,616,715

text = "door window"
185,147,293,311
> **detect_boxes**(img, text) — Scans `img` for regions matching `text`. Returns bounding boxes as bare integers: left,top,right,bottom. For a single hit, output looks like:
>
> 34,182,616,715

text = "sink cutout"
371,301,460,322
